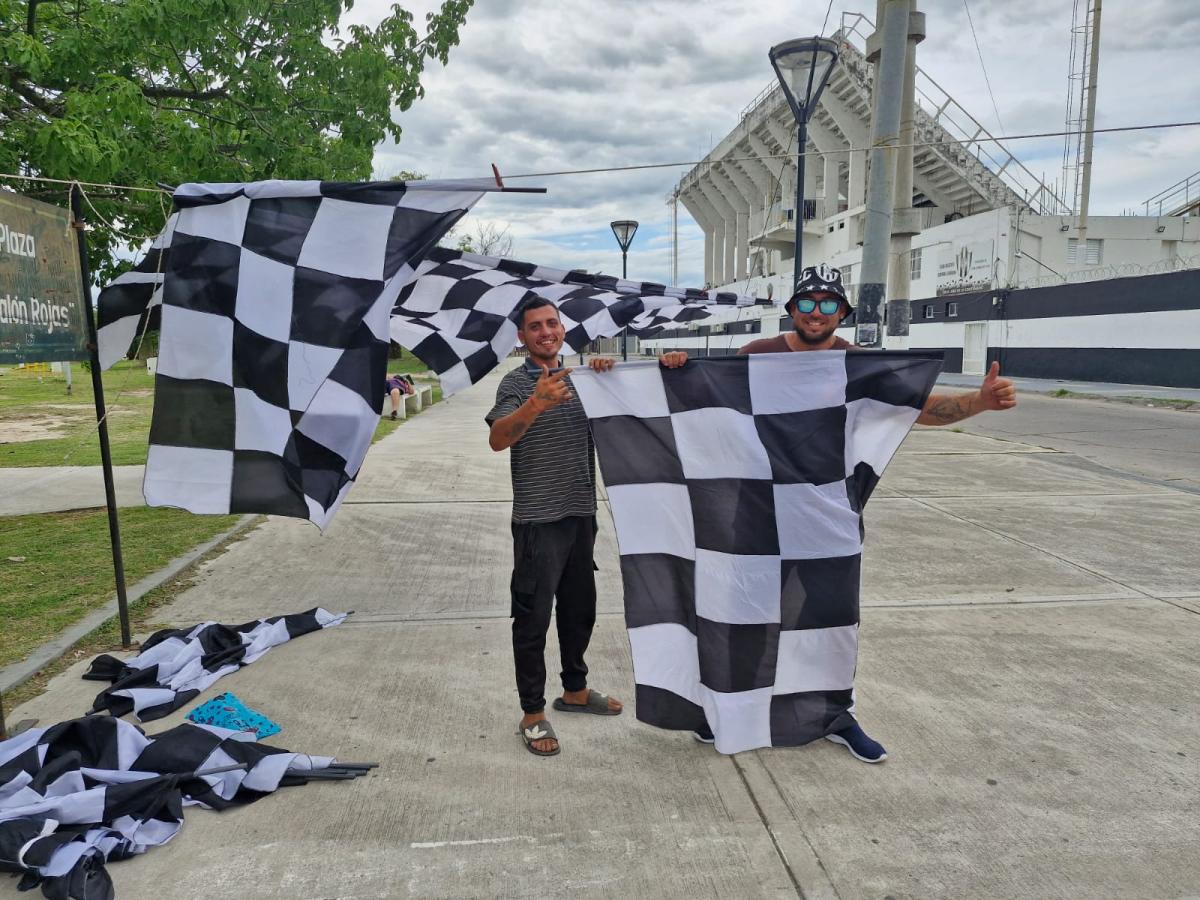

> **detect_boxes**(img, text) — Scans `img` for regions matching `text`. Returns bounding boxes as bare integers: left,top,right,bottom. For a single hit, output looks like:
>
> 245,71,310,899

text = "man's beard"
793,321,839,345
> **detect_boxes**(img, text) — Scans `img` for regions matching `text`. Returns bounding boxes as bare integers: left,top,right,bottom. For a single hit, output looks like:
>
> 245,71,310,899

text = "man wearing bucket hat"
660,263,1017,762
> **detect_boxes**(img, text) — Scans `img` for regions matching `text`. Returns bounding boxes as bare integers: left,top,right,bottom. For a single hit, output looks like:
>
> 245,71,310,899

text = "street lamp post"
610,219,639,360
769,37,839,293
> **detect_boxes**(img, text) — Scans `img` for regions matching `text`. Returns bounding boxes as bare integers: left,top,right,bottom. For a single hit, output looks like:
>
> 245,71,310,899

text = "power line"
963,0,1006,135
499,119,1200,180
820,0,836,36
1,119,1198,196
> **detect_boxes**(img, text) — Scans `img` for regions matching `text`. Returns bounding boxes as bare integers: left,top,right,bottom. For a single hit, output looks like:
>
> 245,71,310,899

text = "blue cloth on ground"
186,692,281,738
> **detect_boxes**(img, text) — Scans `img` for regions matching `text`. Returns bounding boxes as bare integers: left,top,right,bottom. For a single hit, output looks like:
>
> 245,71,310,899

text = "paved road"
7,366,1200,898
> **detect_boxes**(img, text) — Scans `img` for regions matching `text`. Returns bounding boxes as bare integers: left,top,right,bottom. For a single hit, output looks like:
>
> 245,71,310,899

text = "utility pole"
1076,0,1103,246
856,0,910,347
885,0,924,349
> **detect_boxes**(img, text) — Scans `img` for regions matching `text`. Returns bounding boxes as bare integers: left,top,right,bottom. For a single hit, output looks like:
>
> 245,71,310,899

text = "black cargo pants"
510,515,598,714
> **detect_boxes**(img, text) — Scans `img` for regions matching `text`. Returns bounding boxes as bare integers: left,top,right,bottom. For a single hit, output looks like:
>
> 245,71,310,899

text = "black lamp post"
610,219,638,360
769,37,839,293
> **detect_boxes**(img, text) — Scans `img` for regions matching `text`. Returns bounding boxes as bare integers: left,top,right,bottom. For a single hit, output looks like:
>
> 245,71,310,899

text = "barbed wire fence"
1019,253,1200,290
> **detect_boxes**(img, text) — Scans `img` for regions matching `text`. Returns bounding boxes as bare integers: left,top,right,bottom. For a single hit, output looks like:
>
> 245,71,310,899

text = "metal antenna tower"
1060,0,1101,215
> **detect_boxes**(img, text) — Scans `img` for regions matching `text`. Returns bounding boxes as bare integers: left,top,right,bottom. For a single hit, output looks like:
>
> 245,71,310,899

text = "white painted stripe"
906,309,1200,350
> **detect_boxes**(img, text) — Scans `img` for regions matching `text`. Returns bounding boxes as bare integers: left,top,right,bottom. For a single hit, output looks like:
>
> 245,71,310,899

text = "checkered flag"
571,351,943,755
96,180,490,528
96,214,178,369
83,607,348,721
0,715,337,898
392,247,770,395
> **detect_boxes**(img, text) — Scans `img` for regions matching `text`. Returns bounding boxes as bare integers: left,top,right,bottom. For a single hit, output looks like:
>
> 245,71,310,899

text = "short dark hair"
517,296,557,329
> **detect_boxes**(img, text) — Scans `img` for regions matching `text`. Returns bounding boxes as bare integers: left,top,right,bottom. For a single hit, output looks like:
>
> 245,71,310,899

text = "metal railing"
736,12,1070,216
1143,169,1200,217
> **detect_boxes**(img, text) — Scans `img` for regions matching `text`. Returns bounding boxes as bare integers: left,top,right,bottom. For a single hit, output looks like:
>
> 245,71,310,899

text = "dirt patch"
0,416,74,443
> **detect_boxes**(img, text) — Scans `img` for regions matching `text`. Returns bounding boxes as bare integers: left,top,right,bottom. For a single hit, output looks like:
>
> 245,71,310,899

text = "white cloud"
350,1,1200,285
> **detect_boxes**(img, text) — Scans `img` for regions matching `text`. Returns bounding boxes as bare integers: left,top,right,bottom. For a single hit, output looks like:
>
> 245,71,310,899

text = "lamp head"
610,219,639,252
769,36,840,125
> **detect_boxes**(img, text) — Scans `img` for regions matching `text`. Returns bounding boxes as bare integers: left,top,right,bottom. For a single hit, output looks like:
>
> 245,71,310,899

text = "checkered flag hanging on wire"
391,247,772,396
571,351,943,755
96,180,493,528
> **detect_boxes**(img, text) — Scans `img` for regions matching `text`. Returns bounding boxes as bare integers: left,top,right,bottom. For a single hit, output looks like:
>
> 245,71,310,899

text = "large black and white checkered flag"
0,715,337,899
96,180,491,528
392,247,769,395
83,608,347,722
572,351,943,755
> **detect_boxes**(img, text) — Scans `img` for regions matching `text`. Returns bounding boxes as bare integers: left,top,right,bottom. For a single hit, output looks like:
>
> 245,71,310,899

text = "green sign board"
0,191,89,364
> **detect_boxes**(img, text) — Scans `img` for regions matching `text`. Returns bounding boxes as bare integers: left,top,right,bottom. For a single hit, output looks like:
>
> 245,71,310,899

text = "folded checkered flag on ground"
392,247,769,396
0,715,342,899
83,608,347,722
96,180,490,528
571,351,943,755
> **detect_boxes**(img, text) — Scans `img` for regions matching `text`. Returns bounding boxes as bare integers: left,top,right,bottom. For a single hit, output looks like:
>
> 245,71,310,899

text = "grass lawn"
0,361,156,467
0,353,440,467
0,507,243,670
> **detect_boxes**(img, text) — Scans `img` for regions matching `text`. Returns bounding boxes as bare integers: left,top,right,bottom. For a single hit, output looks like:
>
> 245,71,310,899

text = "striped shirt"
485,364,597,524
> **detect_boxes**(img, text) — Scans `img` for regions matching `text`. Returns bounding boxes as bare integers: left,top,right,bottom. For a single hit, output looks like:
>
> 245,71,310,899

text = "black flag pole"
71,185,132,648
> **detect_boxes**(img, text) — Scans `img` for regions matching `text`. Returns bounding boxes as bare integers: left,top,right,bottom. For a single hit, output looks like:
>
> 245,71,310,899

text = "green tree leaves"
2,0,474,278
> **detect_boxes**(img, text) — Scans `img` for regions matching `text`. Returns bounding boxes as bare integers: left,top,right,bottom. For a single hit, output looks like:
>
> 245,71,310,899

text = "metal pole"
856,0,909,347
621,250,628,361
793,119,808,292
71,186,132,648
1076,0,1103,245
885,1,924,349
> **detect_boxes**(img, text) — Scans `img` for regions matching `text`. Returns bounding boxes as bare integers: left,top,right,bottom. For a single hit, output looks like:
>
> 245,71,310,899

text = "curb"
0,514,260,697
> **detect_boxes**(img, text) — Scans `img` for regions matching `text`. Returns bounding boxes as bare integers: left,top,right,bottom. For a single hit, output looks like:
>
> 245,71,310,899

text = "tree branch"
140,85,228,100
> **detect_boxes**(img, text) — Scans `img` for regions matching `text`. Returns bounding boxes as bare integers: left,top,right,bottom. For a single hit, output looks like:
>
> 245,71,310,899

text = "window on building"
947,301,958,318
923,304,935,319
1067,237,1103,266
910,247,923,280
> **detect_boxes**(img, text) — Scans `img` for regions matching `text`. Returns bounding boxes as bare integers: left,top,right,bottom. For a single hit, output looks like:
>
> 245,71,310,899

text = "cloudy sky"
346,0,1199,287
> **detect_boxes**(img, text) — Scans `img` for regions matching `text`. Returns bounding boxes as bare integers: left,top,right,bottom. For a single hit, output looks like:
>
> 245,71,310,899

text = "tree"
1,0,474,277
455,219,514,257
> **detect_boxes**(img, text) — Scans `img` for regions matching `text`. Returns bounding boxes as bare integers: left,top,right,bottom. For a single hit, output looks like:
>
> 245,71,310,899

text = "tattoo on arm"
503,418,531,443
920,393,977,425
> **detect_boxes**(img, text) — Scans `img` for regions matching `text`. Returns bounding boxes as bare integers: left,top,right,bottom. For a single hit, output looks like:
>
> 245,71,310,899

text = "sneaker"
692,724,714,744
825,722,887,763
390,411,397,420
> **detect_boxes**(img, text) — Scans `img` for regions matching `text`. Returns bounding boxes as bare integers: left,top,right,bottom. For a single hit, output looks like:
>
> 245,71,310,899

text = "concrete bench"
382,391,419,419
381,383,433,419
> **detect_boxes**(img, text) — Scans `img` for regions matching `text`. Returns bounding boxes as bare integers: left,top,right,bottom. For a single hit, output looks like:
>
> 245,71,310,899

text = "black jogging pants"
509,515,598,714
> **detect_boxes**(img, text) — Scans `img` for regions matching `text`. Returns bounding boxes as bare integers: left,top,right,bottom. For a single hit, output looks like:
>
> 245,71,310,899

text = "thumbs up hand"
978,361,1017,411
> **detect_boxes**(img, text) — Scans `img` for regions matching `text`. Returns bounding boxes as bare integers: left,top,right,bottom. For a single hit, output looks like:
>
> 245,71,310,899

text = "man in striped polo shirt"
487,297,623,756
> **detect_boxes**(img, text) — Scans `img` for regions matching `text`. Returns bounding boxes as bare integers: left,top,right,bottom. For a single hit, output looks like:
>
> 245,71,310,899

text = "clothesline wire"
500,120,1200,179
0,119,1197,197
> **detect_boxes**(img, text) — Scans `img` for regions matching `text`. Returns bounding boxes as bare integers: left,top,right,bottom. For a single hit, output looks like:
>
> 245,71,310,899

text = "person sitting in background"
385,373,415,420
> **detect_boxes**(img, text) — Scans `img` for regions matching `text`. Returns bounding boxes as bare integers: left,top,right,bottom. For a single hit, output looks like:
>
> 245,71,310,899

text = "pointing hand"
531,364,573,412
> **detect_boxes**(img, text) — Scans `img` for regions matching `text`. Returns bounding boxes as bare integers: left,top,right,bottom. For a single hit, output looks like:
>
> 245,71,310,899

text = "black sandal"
552,689,621,716
520,718,560,756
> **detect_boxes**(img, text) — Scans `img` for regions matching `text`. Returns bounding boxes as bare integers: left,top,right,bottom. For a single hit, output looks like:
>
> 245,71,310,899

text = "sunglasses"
792,297,842,315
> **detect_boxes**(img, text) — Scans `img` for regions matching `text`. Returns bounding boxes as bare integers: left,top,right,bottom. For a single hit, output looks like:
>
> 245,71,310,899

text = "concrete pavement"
5,364,1200,899
0,464,146,516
